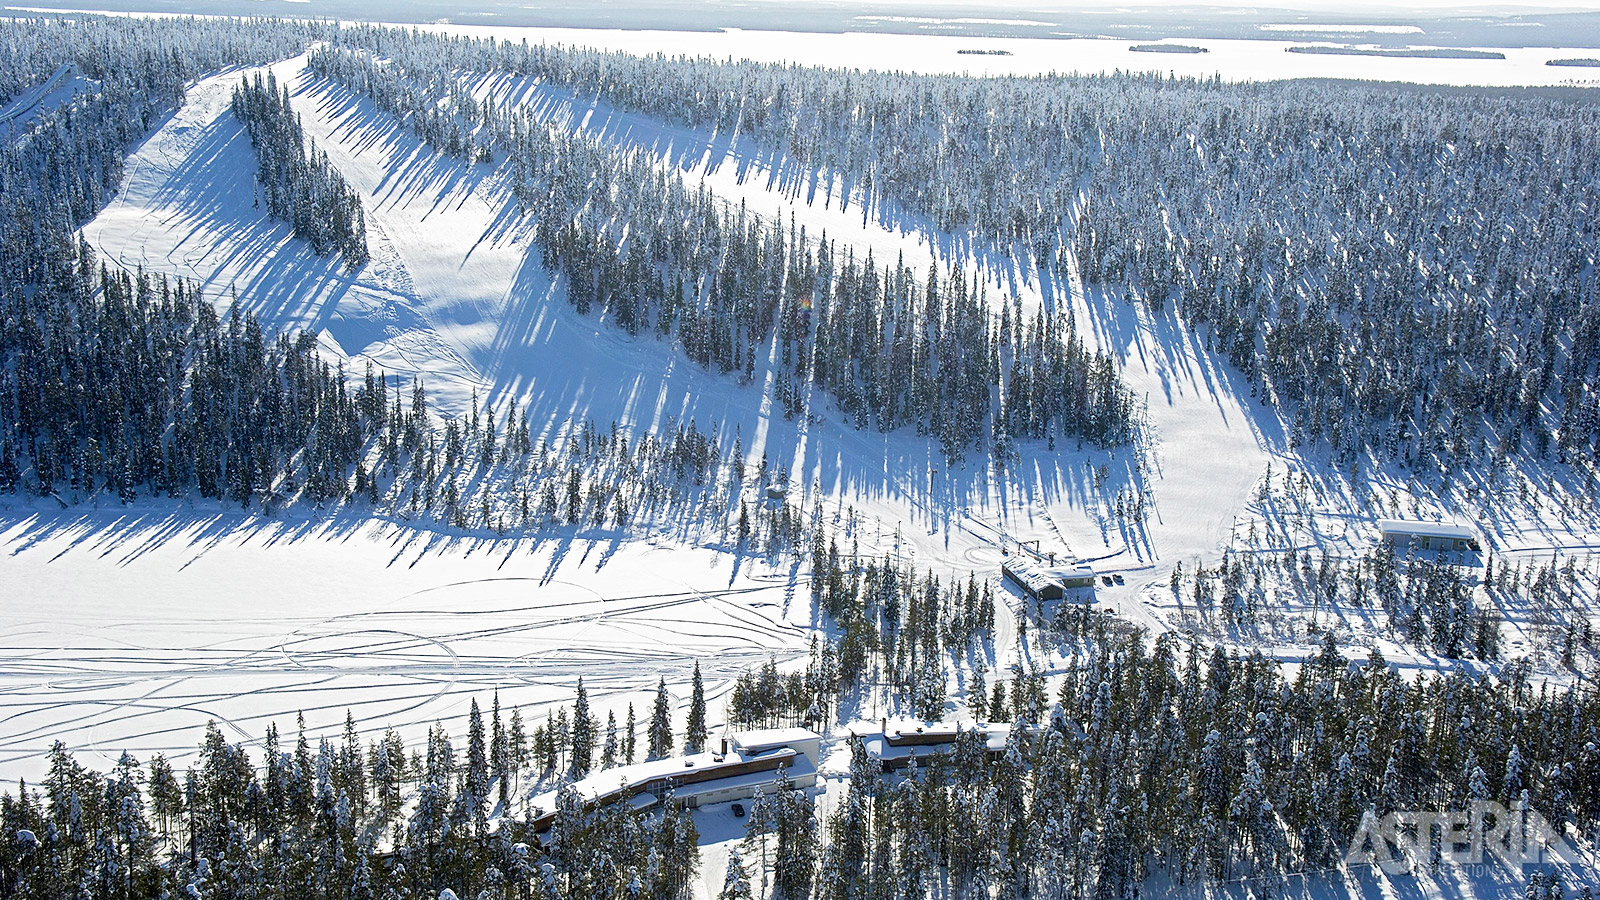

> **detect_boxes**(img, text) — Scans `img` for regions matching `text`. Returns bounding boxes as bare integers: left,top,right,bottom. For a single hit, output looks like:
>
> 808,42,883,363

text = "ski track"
0,506,812,780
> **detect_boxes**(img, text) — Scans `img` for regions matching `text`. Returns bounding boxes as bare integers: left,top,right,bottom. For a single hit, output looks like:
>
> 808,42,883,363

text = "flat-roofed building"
1378,519,1480,552
1001,557,1096,602
852,718,1033,771
727,727,822,767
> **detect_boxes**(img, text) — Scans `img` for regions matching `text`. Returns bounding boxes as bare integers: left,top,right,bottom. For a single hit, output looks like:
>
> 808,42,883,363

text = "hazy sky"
858,0,1600,11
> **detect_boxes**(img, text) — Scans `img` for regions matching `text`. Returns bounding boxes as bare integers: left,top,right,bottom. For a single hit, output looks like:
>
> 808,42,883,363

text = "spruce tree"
467,699,488,819
648,678,673,761
719,848,755,900
625,703,639,765
686,662,709,754
492,692,509,809
571,678,594,777
603,711,619,771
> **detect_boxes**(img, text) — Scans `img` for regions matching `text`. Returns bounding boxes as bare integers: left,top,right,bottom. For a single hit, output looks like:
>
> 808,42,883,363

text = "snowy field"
1141,457,1600,679
0,503,813,782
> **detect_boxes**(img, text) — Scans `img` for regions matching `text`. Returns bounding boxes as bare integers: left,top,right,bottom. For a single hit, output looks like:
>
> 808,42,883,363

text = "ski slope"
78,51,1272,574
41,50,1282,780
38,42,1598,784
0,62,98,137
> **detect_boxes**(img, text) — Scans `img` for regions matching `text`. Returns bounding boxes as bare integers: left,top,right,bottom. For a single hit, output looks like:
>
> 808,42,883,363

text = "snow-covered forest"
320,25,1600,480
306,45,1138,462
231,72,369,268
6,632,1597,900
0,18,814,547
1,11,1599,900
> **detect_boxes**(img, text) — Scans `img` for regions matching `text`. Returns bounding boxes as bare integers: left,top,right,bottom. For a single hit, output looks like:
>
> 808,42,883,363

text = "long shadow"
90,75,368,340
465,66,1285,488
82,61,1287,581
0,504,372,576
482,69,1014,277
296,78,498,224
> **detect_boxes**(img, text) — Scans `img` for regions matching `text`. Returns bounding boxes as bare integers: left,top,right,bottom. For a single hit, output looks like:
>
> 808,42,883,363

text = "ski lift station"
1377,519,1481,553
1001,556,1097,602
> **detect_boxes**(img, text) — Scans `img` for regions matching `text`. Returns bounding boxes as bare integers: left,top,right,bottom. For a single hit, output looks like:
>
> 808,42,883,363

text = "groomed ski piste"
4,28,1600,900
0,62,98,136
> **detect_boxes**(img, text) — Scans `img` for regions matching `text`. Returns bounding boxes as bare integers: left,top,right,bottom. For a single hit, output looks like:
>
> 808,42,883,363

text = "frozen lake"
10,5,1600,87
417,23,1600,87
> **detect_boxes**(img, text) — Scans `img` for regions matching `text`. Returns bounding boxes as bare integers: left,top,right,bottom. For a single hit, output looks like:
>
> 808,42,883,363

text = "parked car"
1101,575,1114,586
732,802,746,818
1113,573,1125,585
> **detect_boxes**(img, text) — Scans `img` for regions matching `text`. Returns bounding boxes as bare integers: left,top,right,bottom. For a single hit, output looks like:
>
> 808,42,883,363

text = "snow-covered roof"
1377,519,1477,540
679,752,816,796
527,737,817,826
883,717,965,740
728,727,821,752
532,747,785,808
859,719,1014,747
1002,557,1094,591
858,720,1018,763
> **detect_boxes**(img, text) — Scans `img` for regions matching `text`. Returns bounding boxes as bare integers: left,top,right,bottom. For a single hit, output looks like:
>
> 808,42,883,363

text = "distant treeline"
1285,45,1506,59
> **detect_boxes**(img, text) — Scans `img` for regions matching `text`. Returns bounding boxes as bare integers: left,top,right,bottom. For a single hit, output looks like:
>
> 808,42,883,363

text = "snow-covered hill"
79,52,1271,576
15,44,1593,784
2,49,1267,780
